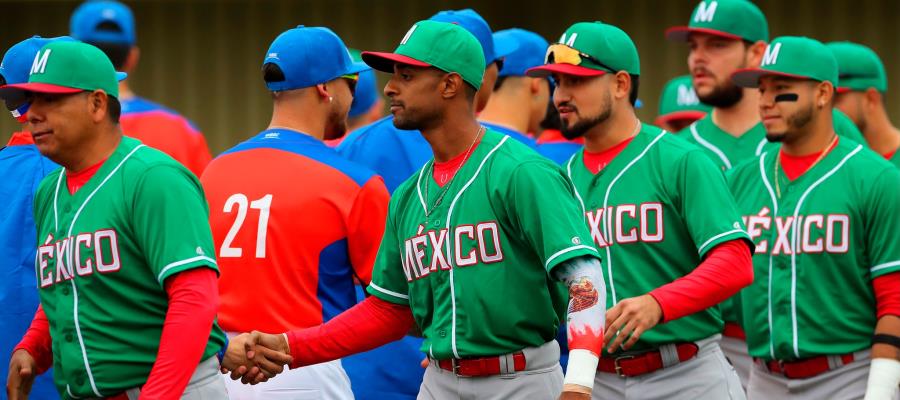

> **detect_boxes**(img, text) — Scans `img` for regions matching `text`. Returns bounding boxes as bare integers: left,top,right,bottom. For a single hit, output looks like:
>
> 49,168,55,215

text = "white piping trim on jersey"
415,163,430,213
53,171,64,231
788,144,862,358
690,124,732,169
57,144,145,398
156,256,217,283
697,229,746,256
67,385,83,399
872,261,900,273
755,138,768,156
368,282,409,300
758,152,779,360
545,245,598,269
565,154,587,214
444,135,509,359
596,132,666,305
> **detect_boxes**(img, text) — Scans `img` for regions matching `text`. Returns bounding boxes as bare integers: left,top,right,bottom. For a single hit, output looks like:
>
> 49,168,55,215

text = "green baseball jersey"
726,139,900,361
684,109,867,171
888,150,900,169
33,137,226,398
685,108,868,325
565,124,751,351
367,129,599,359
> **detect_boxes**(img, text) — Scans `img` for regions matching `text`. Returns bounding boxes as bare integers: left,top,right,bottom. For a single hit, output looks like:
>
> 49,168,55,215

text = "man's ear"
89,90,109,123
614,71,631,101
746,40,768,68
316,83,333,103
440,73,465,99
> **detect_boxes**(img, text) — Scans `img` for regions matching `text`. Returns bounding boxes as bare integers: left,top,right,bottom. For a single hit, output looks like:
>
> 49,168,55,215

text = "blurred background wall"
1,0,898,154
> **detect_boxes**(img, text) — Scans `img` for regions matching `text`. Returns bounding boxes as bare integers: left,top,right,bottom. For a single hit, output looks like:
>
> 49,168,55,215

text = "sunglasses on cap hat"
545,43,615,73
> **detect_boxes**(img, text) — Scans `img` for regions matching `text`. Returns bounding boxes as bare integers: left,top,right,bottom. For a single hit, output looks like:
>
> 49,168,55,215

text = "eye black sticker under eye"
774,93,799,102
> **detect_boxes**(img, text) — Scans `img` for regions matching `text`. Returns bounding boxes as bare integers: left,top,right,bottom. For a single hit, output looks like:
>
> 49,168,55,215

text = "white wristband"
564,349,599,390
865,358,900,400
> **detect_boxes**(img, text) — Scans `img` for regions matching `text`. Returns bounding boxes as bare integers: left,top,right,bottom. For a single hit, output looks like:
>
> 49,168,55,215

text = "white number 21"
219,193,272,258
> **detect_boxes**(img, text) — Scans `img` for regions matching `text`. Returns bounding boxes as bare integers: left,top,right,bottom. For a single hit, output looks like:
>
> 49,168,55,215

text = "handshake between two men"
220,331,294,385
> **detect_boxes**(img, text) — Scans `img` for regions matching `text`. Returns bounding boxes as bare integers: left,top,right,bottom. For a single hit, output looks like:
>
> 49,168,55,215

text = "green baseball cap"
732,36,837,88
0,41,126,100
362,20,485,89
827,41,887,93
666,0,769,43
656,75,712,124
526,21,639,78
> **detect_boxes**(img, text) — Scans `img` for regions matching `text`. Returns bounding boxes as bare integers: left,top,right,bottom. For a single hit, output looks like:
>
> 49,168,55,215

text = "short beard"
766,104,814,143
323,108,348,140
699,81,744,108
559,94,612,140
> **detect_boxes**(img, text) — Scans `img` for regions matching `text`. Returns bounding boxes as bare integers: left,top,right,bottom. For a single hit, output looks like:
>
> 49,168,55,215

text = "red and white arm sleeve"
553,256,606,392
286,296,415,369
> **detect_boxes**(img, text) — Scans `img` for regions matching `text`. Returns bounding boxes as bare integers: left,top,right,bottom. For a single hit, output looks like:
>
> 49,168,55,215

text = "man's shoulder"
121,96,202,133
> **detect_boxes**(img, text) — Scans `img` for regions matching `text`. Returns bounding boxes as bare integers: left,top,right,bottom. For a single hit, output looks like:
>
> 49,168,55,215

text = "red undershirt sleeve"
14,304,53,374
649,239,753,323
874,272,900,319
139,268,219,400
286,296,415,369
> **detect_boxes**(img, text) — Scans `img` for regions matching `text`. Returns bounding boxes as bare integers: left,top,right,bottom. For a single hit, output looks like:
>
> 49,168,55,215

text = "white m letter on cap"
694,1,718,23
560,33,578,47
761,43,782,66
677,85,700,106
30,49,52,75
400,24,418,45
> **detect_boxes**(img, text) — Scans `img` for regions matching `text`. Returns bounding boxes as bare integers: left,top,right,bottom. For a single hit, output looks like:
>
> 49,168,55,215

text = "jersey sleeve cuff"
544,245,600,274
872,261,900,279
696,229,752,259
156,255,218,286
366,282,410,305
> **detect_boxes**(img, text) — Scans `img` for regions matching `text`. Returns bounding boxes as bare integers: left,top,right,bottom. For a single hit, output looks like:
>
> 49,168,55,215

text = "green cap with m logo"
666,0,769,43
362,20,485,89
731,36,838,88
0,41,126,101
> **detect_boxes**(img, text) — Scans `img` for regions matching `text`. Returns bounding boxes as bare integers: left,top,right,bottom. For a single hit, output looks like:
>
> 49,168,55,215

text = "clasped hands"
220,331,293,385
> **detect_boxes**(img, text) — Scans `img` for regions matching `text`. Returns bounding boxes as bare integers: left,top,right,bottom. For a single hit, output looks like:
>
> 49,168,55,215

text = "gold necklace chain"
424,125,485,226
774,135,837,198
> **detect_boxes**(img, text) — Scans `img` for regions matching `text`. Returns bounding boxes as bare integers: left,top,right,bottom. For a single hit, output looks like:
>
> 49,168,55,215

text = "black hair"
0,74,5,87
108,95,121,124
629,74,640,107
88,21,133,70
464,83,478,100
262,62,286,84
493,75,509,91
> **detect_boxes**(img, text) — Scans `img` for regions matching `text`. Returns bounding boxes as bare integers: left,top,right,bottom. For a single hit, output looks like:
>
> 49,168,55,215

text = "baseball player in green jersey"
222,20,609,399
527,21,753,400
654,75,711,133
729,36,900,400
0,41,231,399
665,0,869,387
828,41,900,168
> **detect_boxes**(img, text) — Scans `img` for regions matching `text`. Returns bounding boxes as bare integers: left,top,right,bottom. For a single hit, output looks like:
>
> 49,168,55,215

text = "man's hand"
7,349,37,400
604,294,663,353
559,392,591,400
220,331,293,385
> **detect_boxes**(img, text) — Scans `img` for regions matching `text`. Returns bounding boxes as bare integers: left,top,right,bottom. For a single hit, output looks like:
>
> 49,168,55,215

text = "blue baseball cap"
494,29,548,77
0,36,78,121
429,9,508,65
70,1,136,45
263,26,369,92
347,49,378,118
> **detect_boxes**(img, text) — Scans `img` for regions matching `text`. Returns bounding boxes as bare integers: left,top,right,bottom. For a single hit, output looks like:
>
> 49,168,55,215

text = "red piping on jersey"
582,136,635,174
287,296,415,369
884,149,897,161
649,240,753,323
